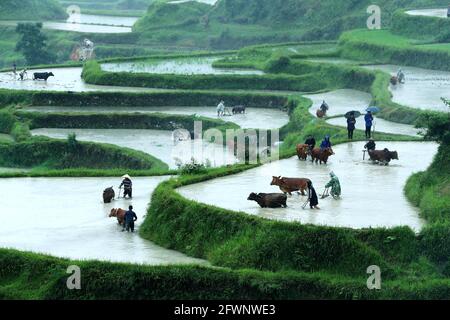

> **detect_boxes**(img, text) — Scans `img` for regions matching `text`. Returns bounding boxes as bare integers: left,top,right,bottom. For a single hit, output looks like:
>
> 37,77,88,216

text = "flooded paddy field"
178,141,438,231
405,8,448,18
24,106,289,130
101,57,264,75
31,128,238,169
0,176,207,265
363,64,450,112
0,67,163,92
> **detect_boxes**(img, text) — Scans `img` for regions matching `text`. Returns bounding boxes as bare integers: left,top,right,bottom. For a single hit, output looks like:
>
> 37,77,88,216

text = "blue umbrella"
366,106,380,113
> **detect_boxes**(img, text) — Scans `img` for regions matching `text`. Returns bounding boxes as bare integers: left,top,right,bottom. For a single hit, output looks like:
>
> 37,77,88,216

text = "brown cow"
296,144,309,160
368,149,399,165
109,208,126,225
390,76,398,85
311,147,334,164
271,176,310,196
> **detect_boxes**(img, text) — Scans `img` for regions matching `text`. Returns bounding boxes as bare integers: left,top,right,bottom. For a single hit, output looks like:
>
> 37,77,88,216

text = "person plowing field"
323,172,341,199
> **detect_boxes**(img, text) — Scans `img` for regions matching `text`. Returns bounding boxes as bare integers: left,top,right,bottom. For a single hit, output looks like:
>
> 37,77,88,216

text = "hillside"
135,0,450,48
0,0,66,20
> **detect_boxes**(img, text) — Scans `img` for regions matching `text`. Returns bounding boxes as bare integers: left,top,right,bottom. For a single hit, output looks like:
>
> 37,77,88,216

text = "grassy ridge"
4,248,450,300
339,29,450,71
0,0,66,20
0,136,167,171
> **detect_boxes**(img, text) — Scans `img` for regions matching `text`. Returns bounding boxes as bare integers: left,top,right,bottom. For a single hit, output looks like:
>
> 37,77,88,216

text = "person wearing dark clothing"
307,180,319,209
320,135,332,150
364,111,374,139
304,135,316,154
120,174,132,198
320,100,329,113
123,206,138,232
364,139,376,151
12,62,17,75
347,114,356,139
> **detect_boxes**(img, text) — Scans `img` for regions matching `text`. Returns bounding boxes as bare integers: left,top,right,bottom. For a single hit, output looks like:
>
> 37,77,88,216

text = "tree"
15,23,56,66
415,98,450,144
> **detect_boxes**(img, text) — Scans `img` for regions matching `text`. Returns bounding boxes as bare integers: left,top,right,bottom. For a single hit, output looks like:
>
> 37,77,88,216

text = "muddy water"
363,65,450,112
101,57,264,75
24,106,289,130
0,67,163,92
0,176,207,264
326,117,421,137
178,141,438,231
0,20,131,33
405,8,448,18
31,128,238,169
305,89,372,117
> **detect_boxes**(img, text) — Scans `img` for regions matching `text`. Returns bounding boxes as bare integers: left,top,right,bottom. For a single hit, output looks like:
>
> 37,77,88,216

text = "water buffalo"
296,144,309,160
33,72,54,81
271,176,310,196
390,76,398,85
103,187,115,203
232,105,246,114
109,208,126,225
316,109,326,118
247,192,287,208
311,147,334,164
368,149,399,165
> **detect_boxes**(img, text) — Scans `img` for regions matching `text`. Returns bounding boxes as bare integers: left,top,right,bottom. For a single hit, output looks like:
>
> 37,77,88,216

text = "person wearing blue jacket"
364,111,374,139
123,205,138,233
320,135,332,150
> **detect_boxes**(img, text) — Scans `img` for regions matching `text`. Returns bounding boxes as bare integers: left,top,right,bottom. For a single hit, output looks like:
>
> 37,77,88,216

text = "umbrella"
345,110,361,118
366,106,380,113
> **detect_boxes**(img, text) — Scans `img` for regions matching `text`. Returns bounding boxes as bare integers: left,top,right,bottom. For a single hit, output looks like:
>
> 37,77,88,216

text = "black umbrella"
345,110,361,118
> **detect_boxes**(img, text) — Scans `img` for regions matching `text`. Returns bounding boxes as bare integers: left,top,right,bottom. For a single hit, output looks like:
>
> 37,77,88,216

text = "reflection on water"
178,141,437,231
0,20,131,33
0,176,207,265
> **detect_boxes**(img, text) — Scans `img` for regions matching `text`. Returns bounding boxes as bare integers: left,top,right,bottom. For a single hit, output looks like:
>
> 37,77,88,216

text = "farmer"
12,62,17,75
18,69,27,81
347,113,356,140
217,100,225,117
325,172,341,198
364,111,374,139
119,174,133,199
304,135,316,155
320,100,329,114
320,135,332,150
397,68,405,83
364,139,376,151
307,180,319,209
123,205,138,233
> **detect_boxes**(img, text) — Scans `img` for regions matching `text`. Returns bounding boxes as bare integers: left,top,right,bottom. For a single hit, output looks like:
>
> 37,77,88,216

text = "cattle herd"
247,144,399,209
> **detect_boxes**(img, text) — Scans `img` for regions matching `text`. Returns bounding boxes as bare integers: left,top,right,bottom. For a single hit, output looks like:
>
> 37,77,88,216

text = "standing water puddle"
178,141,437,231
0,176,207,265
405,8,448,18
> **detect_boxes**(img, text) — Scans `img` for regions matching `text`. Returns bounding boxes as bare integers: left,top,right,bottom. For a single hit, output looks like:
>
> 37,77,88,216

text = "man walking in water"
123,205,138,233
217,100,225,117
119,174,133,199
